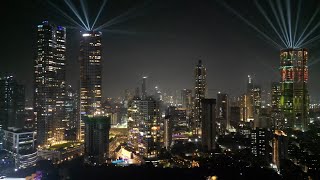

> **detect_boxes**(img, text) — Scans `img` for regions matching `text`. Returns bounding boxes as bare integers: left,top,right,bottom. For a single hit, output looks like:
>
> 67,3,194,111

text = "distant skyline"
2,0,320,102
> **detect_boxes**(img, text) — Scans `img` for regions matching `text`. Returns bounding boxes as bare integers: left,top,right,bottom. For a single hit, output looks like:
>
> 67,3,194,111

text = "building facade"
0,75,25,130
272,130,288,173
271,82,282,129
84,116,110,165
216,93,229,134
80,31,103,140
193,60,207,136
3,128,37,169
34,21,66,145
181,89,193,117
279,48,309,131
201,99,216,152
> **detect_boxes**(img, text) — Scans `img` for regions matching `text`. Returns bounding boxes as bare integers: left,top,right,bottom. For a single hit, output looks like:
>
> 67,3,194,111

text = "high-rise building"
271,82,282,129
84,116,110,165
0,75,25,130
250,128,271,161
240,75,261,124
142,77,147,100
24,107,35,130
34,21,66,146
80,31,103,140
193,60,207,136
127,97,142,154
216,92,229,134
64,85,80,141
230,106,240,129
272,130,288,173
127,97,162,158
163,118,173,150
240,94,254,123
201,99,216,152
181,89,192,116
140,97,161,158
279,48,309,131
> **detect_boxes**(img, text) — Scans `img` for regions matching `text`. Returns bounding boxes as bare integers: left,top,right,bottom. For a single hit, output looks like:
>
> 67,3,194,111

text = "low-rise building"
2,127,37,169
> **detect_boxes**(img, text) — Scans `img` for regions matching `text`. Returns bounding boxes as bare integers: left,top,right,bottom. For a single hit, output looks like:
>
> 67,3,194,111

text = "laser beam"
286,0,292,47
64,0,89,30
293,0,302,48
91,0,108,30
94,0,152,31
80,0,90,29
217,0,282,49
268,0,289,47
276,0,290,48
295,8,320,47
48,0,86,30
254,0,287,47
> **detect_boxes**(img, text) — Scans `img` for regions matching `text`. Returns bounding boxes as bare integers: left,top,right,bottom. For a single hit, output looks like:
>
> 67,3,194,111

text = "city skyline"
3,0,320,102
2,0,320,179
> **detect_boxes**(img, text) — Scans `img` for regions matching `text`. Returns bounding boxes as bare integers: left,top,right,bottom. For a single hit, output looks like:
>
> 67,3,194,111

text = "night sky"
2,0,320,102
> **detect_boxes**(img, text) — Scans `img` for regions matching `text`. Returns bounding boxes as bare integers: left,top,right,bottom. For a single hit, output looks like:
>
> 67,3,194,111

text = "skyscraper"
201,99,216,152
279,48,309,131
272,130,288,173
0,75,25,130
216,92,229,134
80,31,103,140
181,89,192,116
34,21,66,145
250,128,271,160
140,97,161,158
127,97,162,158
84,116,110,165
271,82,282,129
240,75,261,123
142,77,147,100
64,85,80,141
193,60,207,136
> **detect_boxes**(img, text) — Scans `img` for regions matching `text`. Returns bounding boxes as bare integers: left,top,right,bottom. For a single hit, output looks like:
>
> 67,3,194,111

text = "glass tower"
34,21,66,146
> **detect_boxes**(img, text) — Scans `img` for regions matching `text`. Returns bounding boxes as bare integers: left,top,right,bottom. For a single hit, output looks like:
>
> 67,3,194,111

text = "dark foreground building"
84,116,110,165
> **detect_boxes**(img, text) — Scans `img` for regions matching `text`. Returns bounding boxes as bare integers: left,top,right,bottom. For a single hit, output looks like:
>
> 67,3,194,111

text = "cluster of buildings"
0,19,316,178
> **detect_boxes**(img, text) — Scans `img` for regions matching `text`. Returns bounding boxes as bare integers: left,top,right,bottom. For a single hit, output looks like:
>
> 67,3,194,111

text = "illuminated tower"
279,48,309,131
271,82,282,129
80,31,102,140
240,75,261,123
272,130,288,173
142,77,147,100
193,60,207,136
34,21,66,145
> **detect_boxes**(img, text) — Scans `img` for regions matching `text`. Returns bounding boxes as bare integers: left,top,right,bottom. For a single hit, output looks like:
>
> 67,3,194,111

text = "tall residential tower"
193,60,207,136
